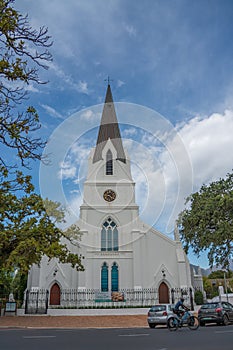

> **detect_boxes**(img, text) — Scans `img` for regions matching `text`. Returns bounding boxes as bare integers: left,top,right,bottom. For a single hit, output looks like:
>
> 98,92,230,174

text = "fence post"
45,290,49,314
24,290,29,314
171,288,175,304
189,288,194,311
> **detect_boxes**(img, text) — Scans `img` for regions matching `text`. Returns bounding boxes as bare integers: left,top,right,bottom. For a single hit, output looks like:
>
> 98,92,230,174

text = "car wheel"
149,323,156,328
222,314,229,326
200,321,205,327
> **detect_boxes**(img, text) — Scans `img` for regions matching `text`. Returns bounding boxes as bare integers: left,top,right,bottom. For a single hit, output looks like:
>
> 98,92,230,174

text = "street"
1,325,233,350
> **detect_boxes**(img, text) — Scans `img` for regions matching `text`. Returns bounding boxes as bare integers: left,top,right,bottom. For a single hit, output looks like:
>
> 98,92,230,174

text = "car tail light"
147,311,150,316
163,311,168,316
215,307,222,313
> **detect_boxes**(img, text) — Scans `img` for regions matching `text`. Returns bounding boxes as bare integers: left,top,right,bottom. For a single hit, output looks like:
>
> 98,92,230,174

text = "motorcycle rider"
174,297,189,318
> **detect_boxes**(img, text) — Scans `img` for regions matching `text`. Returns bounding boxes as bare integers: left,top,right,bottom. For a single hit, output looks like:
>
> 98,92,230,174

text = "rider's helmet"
180,297,184,302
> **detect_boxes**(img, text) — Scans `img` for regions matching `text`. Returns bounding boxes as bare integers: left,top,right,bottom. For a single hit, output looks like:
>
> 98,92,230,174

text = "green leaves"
178,172,233,268
0,184,84,273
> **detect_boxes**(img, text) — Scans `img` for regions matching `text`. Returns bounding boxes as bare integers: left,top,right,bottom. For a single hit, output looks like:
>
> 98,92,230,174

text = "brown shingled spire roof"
93,84,126,163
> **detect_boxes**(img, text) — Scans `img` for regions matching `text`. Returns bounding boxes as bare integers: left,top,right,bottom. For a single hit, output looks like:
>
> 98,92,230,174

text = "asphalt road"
1,325,233,350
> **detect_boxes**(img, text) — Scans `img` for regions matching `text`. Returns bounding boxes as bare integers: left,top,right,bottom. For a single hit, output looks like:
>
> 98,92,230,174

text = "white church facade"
27,84,200,307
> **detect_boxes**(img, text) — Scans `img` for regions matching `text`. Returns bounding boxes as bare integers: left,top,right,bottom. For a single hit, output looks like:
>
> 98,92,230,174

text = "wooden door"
159,282,169,303
50,283,61,305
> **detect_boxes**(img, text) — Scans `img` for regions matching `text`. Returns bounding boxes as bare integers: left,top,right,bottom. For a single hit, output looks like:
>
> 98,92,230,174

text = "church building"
27,84,196,306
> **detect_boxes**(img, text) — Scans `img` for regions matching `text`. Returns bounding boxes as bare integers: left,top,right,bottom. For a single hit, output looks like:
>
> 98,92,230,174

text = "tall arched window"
101,218,118,251
101,262,109,292
101,227,107,251
106,149,113,175
111,262,119,291
113,227,118,251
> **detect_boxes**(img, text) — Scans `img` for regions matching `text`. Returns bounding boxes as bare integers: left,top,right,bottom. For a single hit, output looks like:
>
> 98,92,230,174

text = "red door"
159,282,169,303
50,283,61,305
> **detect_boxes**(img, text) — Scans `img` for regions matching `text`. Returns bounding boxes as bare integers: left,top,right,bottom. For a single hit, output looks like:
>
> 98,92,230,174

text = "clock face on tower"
103,189,116,202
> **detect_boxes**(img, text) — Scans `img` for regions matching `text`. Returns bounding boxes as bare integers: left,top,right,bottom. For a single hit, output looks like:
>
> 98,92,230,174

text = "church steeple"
93,84,126,163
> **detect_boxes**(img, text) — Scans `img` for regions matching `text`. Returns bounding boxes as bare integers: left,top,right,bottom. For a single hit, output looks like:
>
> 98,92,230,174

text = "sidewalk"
0,315,148,329
0,307,199,329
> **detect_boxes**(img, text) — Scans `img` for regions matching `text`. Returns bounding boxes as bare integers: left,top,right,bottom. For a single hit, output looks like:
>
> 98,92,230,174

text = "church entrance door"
158,282,169,303
50,283,61,305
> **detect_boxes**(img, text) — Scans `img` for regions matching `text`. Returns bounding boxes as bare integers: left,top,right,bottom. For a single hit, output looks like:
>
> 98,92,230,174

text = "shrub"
194,290,204,305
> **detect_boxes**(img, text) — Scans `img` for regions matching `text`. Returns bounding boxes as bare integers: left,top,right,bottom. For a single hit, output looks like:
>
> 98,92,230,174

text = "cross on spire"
104,76,113,85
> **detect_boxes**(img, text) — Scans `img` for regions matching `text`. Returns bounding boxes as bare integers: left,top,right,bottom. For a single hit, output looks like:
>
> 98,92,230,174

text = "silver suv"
147,304,174,328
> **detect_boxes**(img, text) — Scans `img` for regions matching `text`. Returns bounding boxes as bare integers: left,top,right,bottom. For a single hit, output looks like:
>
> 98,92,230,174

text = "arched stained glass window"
106,149,113,175
111,262,119,291
107,227,112,251
113,227,118,251
101,227,106,251
101,262,108,292
101,218,118,251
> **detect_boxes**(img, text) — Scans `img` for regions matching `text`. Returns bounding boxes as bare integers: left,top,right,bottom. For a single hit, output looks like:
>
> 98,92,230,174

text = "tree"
178,172,233,268
208,270,233,279
0,268,27,303
0,0,52,169
0,188,84,273
202,276,218,299
0,1,84,276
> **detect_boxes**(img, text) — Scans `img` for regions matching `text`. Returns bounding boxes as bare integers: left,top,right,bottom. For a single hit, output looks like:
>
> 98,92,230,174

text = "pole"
224,272,229,302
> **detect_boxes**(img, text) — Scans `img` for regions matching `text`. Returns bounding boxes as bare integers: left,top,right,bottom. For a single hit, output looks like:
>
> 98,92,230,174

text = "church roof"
93,84,126,163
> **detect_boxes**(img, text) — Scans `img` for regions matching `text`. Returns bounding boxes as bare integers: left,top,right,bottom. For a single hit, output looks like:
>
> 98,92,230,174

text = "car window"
226,303,233,310
201,303,218,309
223,302,233,310
150,305,166,312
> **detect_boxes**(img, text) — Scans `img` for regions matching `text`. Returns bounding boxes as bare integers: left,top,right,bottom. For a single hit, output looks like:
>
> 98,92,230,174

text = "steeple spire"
105,83,113,103
93,84,126,163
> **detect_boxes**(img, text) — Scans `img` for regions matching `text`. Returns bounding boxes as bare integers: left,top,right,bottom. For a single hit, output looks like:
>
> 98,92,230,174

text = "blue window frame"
101,262,108,292
111,262,119,291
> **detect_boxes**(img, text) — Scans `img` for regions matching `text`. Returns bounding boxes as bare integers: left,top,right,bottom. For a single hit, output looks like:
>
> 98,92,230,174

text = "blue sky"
14,0,233,268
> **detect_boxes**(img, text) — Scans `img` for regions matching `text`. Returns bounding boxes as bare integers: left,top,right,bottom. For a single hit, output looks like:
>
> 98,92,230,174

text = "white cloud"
70,143,92,162
80,110,101,122
57,142,90,183
117,80,125,88
124,23,137,38
25,84,40,93
178,110,233,188
156,109,233,231
48,62,89,94
122,109,233,234
77,81,89,94
65,195,83,227
41,104,64,120
122,127,137,137
58,160,77,180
